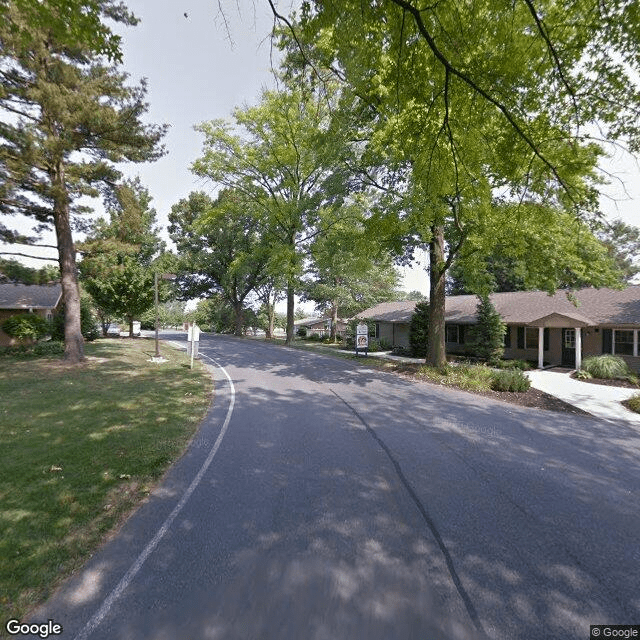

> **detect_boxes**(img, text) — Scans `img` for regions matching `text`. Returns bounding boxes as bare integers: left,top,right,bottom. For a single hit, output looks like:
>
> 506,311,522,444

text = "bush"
50,301,100,342
1,313,49,342
0,341,64,358
626,394,640,414
296,326,307,338
490,369,531,392
495,359,530,371
416,362,494,392
392,345,413,357
574,369,593,380
581,355,631,380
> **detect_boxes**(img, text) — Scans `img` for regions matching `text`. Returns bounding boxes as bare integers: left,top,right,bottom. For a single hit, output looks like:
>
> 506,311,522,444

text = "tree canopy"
169,190,270,336
79,179,165,337
268,0,639,365
192,84,351,344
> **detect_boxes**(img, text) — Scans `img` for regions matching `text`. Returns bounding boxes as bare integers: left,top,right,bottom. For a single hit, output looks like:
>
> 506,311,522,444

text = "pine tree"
0,2,166,362
409,301,429,358
468,295,506,366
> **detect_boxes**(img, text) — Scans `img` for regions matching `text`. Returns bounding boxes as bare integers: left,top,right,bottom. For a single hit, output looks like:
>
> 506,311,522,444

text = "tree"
189,295,256,335
303,206,401,341
449,206,622,295
169,190,270,336
79,179,165,337
0,2,166,362
191,84,350,344
254,277,286,339
0,259,59,285
273,1,640,367
0,0,131,61
467,295,506,365
596,219,640,284
409,301,429,358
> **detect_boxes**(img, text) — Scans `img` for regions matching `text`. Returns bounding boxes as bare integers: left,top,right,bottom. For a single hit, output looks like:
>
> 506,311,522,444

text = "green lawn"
0,338,213,626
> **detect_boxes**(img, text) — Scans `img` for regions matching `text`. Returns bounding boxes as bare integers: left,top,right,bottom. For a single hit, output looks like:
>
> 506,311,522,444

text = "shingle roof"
357,300,419,323
0,283,62,310
357,286,640,326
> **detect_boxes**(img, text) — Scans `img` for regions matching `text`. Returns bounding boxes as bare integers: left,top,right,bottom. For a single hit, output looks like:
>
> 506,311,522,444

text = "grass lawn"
0,338,213,627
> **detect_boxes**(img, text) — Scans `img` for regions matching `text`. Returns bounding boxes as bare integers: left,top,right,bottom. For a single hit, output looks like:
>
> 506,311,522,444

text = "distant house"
0,283,62,346
357,286,640,371
294,316,348,339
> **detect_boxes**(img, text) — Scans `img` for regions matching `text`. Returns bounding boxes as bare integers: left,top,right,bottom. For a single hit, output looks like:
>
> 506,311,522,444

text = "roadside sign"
355,323,369,355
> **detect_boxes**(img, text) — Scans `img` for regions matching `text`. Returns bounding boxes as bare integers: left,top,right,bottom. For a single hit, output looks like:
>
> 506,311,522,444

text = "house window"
525,328,539,350
446,324,459,343
563,328,576,349
517,327,549,351
614,330,634,356
374,323,380,339
503,327,511,349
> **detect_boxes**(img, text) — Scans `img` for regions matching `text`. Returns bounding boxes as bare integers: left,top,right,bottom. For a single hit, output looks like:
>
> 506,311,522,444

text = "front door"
561,328,576,367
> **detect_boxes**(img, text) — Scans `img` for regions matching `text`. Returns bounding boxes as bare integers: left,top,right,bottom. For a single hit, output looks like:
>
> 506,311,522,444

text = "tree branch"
387,0,572,197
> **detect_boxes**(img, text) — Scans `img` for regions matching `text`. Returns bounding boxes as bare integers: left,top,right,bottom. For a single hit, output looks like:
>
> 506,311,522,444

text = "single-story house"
294,316,348,338
357,286,640,371
0,283,62,346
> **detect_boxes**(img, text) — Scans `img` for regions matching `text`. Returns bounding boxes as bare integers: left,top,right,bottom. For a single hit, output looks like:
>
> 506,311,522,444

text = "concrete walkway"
526,369,640,425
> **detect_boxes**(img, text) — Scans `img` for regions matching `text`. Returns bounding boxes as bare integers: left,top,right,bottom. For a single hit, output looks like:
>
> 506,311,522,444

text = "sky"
1,0,639,299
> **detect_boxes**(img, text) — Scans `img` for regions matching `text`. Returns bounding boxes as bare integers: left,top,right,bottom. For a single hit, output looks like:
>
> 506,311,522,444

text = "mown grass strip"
0,338,212,627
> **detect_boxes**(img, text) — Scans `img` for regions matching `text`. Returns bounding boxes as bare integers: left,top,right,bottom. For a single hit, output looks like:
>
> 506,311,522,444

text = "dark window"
445,324,459,343
517,327,525,349
504,326,511,348
525,328,538,350
544,328,549,351
459,325,465,344
615,330,634,355
602,329,612,354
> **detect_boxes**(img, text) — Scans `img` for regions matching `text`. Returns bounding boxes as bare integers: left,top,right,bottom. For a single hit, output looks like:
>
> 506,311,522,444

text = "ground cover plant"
581,355,635,381
0,339,212,626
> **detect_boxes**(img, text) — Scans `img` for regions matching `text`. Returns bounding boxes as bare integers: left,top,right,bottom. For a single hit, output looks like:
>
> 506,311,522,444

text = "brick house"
357,286,640,371
0,283,62,346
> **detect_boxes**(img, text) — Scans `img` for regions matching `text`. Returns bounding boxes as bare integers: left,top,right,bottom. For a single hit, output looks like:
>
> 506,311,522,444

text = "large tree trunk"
330,303,338,342
427,224,447,369
52,161,84,364
266,297,275,339
285,281,295,345
233,301,244,336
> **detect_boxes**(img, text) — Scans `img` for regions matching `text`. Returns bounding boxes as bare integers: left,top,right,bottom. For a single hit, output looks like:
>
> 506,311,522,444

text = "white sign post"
188,323,201,369
355,323,369,356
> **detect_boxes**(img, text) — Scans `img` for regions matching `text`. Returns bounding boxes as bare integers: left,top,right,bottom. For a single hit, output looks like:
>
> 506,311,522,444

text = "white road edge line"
73,355,235,640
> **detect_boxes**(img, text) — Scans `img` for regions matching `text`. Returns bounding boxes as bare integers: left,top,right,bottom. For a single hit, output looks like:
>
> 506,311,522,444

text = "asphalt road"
25,334,640,640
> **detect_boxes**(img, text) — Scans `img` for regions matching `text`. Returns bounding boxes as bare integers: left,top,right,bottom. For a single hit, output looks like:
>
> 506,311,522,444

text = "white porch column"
575,327,582,371
538,327,544,369
634,330,638,358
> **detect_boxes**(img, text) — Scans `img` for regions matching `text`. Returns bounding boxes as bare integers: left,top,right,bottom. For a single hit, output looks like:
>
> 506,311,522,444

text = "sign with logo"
355,323,369,354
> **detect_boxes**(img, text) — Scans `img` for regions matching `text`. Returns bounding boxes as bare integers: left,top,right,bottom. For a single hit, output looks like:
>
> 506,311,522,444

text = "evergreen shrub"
490,369,531,392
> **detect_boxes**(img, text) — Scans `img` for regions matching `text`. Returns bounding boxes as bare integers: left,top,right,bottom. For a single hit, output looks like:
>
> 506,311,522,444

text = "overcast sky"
2,0,639,296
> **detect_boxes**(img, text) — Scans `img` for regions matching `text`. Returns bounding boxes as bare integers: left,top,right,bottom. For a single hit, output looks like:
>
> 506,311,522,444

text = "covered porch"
527,311,595,370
